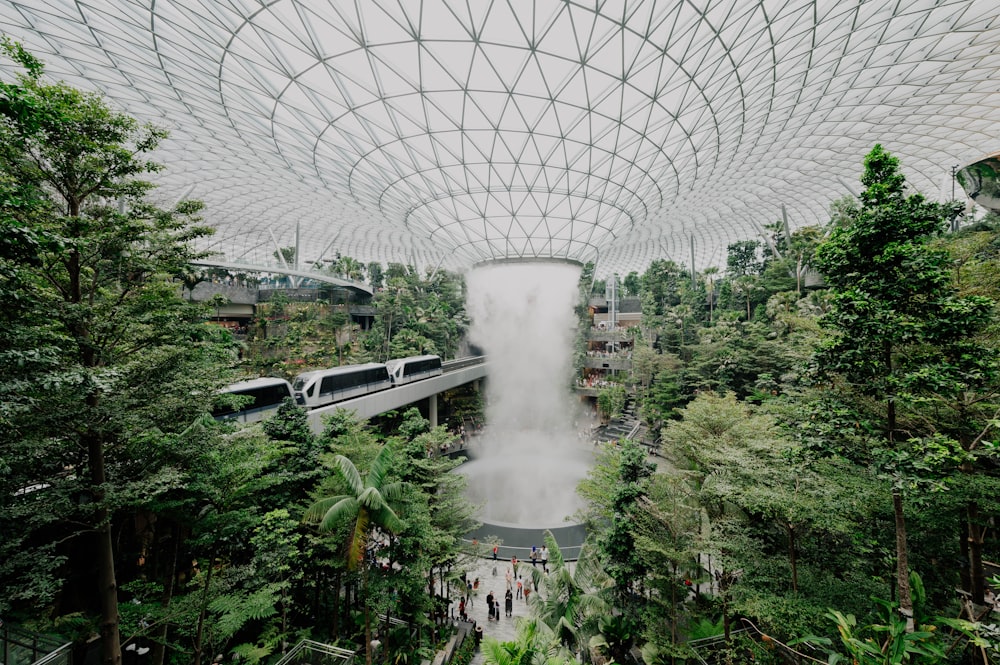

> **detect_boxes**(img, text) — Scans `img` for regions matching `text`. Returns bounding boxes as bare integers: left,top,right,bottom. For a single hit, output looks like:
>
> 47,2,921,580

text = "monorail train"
386,354,444,385
293,363,393,408
213,377,294,423
293,355,445,409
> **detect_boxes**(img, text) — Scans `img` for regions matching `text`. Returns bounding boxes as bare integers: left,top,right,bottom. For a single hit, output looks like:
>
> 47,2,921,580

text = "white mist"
460,261,594,526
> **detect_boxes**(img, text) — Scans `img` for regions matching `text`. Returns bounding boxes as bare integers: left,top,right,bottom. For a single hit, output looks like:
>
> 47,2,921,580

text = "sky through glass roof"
2,0,999,276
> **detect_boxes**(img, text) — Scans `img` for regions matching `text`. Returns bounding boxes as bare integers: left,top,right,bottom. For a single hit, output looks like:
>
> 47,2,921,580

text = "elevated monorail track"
304,356,487,432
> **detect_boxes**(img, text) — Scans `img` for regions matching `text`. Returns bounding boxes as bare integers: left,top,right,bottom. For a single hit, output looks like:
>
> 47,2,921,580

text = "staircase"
592,398,648,448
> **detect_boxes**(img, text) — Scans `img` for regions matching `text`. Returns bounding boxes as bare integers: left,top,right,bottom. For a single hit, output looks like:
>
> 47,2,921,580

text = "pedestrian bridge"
306,356,487,433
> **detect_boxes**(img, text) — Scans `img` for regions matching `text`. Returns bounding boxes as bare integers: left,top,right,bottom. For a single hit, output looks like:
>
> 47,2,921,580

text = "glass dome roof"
2,0,998,276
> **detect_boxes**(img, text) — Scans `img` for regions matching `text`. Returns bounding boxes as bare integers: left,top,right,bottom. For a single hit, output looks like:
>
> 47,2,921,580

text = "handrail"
442,356,486,372
30,642,73,665
273,639,356,665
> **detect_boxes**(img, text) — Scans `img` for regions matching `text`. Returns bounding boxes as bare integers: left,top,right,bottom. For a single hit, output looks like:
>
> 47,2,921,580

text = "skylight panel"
3,0,995,275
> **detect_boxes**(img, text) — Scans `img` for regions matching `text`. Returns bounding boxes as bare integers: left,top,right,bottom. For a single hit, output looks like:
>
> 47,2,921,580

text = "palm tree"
305,446,404,665
528,532,612,661
481,619,574,665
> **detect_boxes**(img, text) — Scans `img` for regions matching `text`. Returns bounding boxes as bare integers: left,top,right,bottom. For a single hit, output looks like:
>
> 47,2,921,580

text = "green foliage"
304,445,405,568
0,43,234,664
596,440,655,608
811,144,998,621
366,267,468,362
589,614,639,664
481,619,575,665
596,384,628,421
813,145,989,403
451,632,477,665
262,397,313,445
530,532,612,656
207,588,280,643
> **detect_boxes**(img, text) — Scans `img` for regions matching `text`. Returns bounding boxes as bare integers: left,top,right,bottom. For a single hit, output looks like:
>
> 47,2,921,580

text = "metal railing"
272,640,356,665
1,623,67,665
30,643,73,665
441,356,486,372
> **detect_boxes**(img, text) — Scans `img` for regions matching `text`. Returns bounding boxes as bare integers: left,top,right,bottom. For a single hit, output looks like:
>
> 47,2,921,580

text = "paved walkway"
445,555,563,663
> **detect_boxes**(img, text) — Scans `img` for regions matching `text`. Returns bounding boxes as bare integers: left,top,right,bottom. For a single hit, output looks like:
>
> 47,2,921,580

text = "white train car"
385,355,443,386
293,363,392,408
213,377,294,423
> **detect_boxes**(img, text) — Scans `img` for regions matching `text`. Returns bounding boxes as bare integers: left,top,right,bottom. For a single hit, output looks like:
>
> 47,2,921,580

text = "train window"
257,384,288,408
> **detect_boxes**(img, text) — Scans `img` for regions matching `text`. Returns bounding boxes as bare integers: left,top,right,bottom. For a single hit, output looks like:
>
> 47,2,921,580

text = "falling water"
460,261,595,526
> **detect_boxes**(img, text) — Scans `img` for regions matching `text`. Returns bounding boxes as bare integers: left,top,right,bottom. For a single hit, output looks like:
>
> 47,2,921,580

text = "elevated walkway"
190,259,373,296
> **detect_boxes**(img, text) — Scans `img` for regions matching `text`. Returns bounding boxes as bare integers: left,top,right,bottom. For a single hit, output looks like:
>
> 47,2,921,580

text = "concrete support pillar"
472,379,481,393
428,394,438,428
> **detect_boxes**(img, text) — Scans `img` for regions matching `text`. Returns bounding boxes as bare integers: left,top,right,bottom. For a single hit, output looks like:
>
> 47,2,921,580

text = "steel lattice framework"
2,0,999,276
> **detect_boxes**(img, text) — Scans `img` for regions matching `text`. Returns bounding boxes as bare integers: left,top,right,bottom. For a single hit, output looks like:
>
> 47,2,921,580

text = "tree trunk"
722,597,730,642
332,570,341,639
73,209,122,665
364,566,373,665
192,555,216,665
428,569,437,644
892,489,914,632
786,522,798,593
960,518,972,595
383,605,391,665
967,501,986,604
670,562,678,663
85,394,122,665
151,523,180,665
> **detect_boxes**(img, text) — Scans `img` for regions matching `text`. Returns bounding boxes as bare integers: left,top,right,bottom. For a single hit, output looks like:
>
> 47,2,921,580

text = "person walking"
486,591,495,621
516,576,523,599
505,588,513,617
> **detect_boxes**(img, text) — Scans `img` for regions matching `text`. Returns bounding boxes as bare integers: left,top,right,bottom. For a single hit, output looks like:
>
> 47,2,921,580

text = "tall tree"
305,445,405,665
727,240,764,319
0,41,216,664
812,144,992,630
597,440,655,611
529,531,611,659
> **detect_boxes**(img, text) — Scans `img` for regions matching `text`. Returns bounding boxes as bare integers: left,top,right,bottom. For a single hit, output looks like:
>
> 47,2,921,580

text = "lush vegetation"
0,43,478,665
239,260,469,380
5,40,1000,665
562,149,1000,663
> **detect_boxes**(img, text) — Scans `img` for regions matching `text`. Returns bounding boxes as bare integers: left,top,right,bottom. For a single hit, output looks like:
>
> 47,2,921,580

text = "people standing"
505,588,514,617
516,576,523,599
486,590,495,621
492,545,498,561
540,546,548,572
